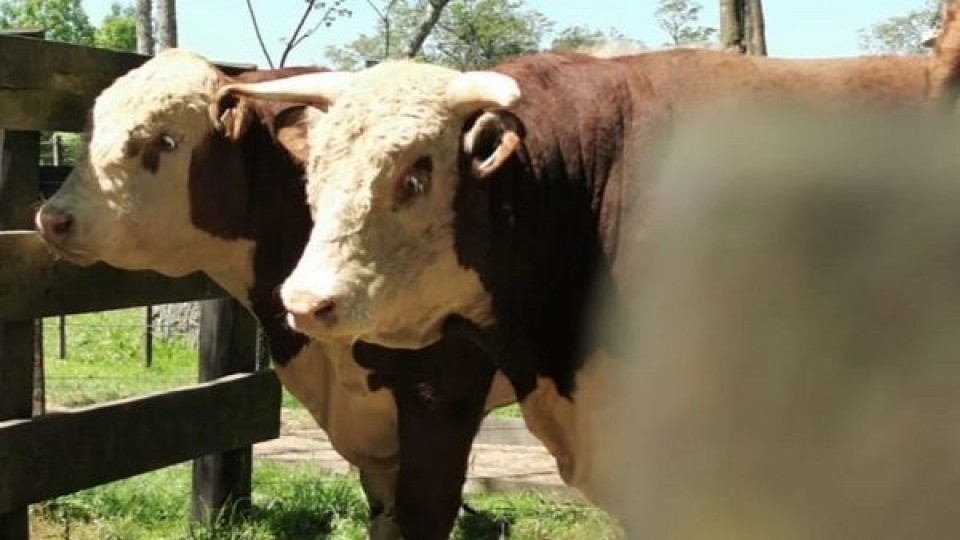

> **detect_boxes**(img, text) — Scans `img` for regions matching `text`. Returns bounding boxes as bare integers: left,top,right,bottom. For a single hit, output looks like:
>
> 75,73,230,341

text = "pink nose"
36,207,75,239
283,289,338,331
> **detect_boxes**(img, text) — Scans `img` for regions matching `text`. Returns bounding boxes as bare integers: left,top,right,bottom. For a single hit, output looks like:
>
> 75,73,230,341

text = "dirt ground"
255,410,579,500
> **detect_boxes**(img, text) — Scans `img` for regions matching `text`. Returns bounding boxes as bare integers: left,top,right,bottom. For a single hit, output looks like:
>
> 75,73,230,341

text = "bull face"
35,50,248,279
225,61,522,347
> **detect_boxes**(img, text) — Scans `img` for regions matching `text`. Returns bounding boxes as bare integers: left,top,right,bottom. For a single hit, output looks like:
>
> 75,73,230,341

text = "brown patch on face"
140,140,160,173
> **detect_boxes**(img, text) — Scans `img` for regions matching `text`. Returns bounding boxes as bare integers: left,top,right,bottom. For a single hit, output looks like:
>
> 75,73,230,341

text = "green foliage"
654,0,716,47
550,25,606,51
858,0,941,55
95,2,136,51
550,26,643,52
327,0,560,70
325,0,420,70
428,0,553,69
0,0,95,43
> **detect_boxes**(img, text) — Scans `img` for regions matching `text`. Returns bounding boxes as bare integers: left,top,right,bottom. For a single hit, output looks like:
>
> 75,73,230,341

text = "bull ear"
209,87,255,142
445,71,521,117
273,105,323,165
462,111,522,180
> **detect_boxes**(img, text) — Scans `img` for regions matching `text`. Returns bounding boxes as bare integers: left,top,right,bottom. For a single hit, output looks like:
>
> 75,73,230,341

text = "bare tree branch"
406,0,452,57
279,0,318,67
364,0,400,60
245,0,275,68
280,0,352,66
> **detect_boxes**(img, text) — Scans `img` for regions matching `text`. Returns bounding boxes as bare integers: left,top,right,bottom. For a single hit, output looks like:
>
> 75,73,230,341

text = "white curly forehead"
90,49,220,161
306,60,462,183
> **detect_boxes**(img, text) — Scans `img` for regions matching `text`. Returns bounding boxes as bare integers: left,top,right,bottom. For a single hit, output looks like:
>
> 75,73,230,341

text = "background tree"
550,26,642,52
719,0,765,54
405,0,453,56
95,2,136,51
324,0,450,69
744,0,766,54
428,0,551,69
0,0,94,43
718,0,743,51
655,0,715,47
328,0,558,70
135,0,153,54
155,0,175,50
858,0,941,55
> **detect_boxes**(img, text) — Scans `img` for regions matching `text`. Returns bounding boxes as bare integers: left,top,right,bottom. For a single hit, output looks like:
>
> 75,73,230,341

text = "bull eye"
394,156,432,208
155,134,178,152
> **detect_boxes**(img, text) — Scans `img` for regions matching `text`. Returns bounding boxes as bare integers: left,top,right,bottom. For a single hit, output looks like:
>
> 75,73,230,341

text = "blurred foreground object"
603,107,960,540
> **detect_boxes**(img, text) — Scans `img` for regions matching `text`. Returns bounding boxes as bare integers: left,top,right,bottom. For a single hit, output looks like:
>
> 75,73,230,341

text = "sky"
82,0,929,67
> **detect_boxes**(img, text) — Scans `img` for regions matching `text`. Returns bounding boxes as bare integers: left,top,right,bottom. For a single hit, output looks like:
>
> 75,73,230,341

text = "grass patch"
41,308,305,410
42,308,197,407
31,463,368,540
31,463,619,539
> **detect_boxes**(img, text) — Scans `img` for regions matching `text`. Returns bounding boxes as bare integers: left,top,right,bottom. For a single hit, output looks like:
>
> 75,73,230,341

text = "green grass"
41,308,306,410
42,308,198,407
31,463,368,540
31,463,619,539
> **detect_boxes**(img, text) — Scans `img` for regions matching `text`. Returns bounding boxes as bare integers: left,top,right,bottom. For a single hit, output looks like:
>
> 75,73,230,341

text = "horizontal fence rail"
0,35,252,132
0,371,281,514
0,232,224,320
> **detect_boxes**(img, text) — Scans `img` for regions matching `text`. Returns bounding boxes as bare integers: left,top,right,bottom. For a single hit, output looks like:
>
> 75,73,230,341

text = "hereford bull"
33,49,513,540
216,49,931,506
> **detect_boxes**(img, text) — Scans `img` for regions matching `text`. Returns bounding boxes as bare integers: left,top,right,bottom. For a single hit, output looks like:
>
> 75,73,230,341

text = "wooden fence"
0,34,281,538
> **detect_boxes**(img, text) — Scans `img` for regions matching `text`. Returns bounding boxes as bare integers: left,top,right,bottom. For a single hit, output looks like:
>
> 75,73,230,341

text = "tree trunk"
156,0,177,51
745,0,767,56
405,0,452,58
719,0,745,53
136,0,154,55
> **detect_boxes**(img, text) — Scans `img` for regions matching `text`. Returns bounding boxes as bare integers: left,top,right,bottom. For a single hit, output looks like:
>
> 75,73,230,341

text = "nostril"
312,298,336,322
51,213,74,236
39,209,75,237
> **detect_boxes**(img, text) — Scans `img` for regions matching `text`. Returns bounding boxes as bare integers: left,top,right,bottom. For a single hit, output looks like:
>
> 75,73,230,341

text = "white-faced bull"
34,49,514,540
222,47,933,507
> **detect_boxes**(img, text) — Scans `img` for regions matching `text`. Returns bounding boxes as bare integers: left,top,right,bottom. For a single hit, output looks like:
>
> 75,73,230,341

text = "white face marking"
37,49,251,286
280,61,493,348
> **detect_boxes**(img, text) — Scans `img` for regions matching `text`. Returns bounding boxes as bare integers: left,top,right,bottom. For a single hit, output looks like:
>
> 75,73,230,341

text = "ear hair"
462,111,522,180
209,85,253,142
274,105,322,165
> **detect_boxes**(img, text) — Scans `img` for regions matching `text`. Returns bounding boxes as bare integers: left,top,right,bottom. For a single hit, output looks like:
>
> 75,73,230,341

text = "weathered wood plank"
192,299,261,522
0,231,224,319
0,36,147,132
0,35,254,132
0,128,38,540
0,371,282,513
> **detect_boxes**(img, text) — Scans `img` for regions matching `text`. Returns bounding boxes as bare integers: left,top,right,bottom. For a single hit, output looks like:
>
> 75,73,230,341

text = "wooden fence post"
0,128,41,539
143,304,153,367
52,133,67,361
191,298,260,523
